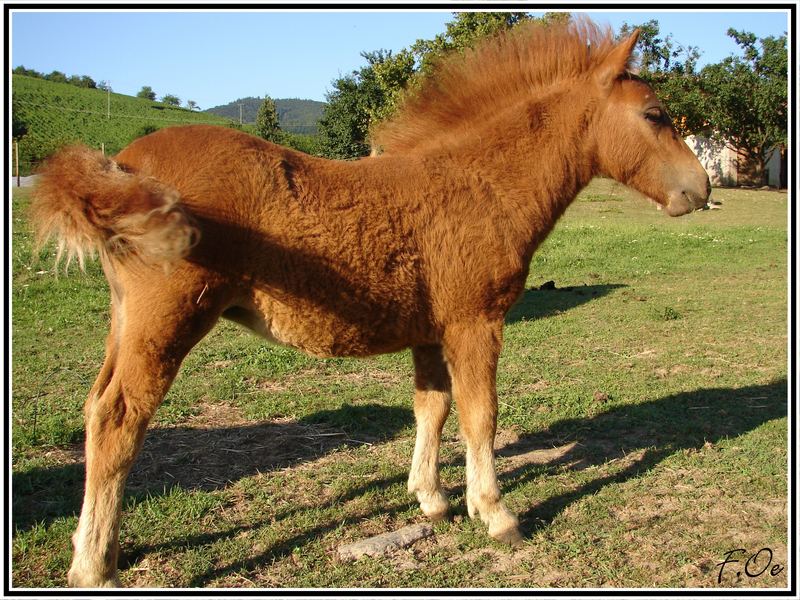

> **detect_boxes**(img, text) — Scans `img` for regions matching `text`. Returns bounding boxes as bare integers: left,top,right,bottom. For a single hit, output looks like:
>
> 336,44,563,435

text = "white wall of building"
684,135,781,187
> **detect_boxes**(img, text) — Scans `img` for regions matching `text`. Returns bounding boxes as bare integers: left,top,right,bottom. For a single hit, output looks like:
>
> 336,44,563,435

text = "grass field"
10,178,789,589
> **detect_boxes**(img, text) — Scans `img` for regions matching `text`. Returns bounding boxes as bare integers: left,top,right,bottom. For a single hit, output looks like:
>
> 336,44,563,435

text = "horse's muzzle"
665,177,711,217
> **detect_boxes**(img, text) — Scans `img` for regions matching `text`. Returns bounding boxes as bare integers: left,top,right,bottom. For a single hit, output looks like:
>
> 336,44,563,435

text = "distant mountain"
205,97,326,134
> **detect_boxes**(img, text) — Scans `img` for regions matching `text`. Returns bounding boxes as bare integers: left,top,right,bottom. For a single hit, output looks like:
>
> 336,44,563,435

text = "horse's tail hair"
31,145,199,270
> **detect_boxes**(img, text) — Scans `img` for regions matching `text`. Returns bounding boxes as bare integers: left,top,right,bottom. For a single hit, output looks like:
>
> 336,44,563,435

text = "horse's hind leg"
443,320,522,545
67,271,224,588
408,345,452,521
83,295,121,418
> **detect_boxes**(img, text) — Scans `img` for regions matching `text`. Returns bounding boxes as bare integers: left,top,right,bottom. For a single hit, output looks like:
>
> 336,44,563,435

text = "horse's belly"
222,302,404,358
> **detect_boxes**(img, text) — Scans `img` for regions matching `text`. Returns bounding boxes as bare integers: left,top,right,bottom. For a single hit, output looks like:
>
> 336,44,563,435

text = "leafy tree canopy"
161,94,181,106
137,86,156,101
14,66,97,89
317,58,385,158
45,70,69,84
698,29,787,182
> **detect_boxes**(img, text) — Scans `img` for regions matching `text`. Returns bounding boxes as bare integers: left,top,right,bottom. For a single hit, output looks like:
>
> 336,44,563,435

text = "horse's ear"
595,29,640,91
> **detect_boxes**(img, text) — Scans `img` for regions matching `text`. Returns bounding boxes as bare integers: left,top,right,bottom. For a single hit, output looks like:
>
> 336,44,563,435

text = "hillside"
11,74,235,175
205,97,325,134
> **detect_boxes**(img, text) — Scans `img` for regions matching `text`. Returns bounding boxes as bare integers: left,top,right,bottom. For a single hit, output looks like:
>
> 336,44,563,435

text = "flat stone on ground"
337,523,434,561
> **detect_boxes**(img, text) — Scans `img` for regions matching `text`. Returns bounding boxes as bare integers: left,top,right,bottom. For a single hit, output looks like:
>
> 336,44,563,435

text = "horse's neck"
456,89,598,258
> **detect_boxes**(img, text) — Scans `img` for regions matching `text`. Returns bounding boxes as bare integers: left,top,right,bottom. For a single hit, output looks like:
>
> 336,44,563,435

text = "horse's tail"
31,145,198,269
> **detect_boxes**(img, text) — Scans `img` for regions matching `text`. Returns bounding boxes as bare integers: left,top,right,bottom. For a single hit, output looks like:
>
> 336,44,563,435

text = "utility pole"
239,103,243,125
14,139,20,187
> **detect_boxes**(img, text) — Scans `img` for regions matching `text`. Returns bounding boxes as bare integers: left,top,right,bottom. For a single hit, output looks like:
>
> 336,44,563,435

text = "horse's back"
114,125,436,355
115,125,293,209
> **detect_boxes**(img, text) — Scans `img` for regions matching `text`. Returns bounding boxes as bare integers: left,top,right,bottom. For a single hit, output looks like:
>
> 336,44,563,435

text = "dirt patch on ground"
247,365,405,394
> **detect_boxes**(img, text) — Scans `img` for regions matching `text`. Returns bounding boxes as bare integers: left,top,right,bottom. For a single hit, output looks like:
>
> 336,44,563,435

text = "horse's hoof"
67,568,121,588
418,491,450,523
492,526,524,547
427,509,451,523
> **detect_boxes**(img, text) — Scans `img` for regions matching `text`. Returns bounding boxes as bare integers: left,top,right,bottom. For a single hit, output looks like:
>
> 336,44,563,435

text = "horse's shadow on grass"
12,377,786,586
506,283,627,324
496,379,787,536
11,403,416,534
148,378,785,587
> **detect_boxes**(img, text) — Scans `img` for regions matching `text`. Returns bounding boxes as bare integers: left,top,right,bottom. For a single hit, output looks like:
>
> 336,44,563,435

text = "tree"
12,112,28,140
13,65,43,78
97,80,112,92
410,12,536,74
45,70,68,84
699,29,787,184
79,75,97,88
65,74,95,88
317,53,387,159
161,94,181,106
186,100,200,111
619,19,700,75
137,86,156,100
370,49,417,123
254,95,281,142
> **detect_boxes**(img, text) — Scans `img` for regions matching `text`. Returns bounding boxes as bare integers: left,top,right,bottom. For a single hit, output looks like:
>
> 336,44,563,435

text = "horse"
31,20,710,587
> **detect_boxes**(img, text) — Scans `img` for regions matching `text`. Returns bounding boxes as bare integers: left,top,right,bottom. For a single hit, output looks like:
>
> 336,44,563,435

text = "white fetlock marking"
467,498,478,519
69,473,126,588
409,389,450,518
416,489,449,518
464,440,521,538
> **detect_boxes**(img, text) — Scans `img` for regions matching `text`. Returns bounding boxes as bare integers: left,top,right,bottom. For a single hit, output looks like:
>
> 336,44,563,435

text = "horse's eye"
644,108,664,123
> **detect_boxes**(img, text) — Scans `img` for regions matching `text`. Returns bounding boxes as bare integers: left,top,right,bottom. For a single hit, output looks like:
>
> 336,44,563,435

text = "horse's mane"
372,18,621,155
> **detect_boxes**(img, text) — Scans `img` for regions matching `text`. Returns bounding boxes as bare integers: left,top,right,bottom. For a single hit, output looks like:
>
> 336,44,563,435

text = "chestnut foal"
32,21,709,587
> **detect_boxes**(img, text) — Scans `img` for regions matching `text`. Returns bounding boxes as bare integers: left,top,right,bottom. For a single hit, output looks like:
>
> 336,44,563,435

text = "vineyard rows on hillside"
12,75,234,175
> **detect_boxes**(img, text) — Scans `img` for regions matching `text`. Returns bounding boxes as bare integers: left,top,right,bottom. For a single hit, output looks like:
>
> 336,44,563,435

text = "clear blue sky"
10,8,790,109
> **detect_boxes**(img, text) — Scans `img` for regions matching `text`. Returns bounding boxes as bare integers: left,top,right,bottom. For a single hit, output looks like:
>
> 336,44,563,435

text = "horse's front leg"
443,319,522,545
408,345,452,521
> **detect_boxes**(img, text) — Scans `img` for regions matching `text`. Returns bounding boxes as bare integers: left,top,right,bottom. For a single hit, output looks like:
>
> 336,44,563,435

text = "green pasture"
10,179,788,589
